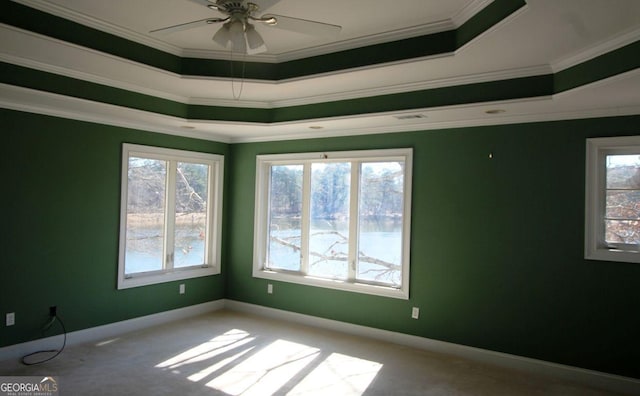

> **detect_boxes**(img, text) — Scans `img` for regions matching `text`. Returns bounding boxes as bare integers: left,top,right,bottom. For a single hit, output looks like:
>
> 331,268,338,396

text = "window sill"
585,247,640,264
118,266,219,289
253,269,409,300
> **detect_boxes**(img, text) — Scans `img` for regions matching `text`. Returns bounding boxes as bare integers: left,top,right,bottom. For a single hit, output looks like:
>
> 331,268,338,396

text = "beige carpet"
0,310,623,395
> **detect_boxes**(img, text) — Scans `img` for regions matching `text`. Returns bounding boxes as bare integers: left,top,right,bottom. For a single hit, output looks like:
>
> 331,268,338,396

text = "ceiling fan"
150,0,342,55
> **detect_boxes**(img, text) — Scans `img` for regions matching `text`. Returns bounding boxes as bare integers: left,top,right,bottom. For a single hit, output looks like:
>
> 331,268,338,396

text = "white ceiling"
1,0,640,142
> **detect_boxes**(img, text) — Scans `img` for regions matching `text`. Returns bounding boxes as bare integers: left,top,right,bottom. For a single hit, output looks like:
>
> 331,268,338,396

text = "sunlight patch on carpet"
205,339,320,395
156,329,253,369
287,352,382,395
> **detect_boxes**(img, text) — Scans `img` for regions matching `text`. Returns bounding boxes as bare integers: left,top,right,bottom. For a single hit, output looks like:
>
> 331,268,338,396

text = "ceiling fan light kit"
245,24,267,54
211,21,231,46
212,18,266,53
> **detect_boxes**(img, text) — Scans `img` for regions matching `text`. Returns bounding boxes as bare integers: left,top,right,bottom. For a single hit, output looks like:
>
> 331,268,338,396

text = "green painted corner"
0,109,228,346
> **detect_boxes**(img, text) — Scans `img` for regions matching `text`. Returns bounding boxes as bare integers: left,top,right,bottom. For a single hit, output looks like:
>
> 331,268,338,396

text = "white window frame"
118,144,224,289
585,136,640,263
253,148,412,299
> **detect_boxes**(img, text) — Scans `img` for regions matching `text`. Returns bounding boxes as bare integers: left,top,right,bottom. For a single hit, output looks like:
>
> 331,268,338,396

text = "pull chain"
230,50,246,100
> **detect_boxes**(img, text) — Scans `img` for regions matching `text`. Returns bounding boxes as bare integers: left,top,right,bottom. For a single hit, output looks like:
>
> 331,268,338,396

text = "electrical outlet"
179,284,185,294
411,307,419,319
6,312,15,326
49,306,57,317
267,284,273,294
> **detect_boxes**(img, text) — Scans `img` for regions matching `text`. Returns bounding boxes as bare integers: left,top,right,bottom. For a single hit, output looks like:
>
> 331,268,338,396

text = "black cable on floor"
21,315,67,365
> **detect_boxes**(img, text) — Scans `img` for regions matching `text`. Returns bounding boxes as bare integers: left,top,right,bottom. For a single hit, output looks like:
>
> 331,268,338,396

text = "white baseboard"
224,300,640,396
0,300,225,362
2,298,638,395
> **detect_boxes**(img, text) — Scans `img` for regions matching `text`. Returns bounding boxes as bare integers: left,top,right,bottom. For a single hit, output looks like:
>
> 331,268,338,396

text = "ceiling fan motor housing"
216,1,256,15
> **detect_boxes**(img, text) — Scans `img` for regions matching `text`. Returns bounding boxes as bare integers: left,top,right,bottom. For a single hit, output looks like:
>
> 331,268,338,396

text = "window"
585,136,640,263
253,148,412,299
118,144,224,289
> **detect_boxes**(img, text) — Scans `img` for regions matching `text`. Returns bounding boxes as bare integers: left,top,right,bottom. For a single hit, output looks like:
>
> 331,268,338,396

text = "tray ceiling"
1,0,639,142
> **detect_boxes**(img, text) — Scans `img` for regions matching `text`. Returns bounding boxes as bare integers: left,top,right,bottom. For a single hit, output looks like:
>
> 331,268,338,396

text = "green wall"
1,107,639,380
226,116,640,379
0,109,229,347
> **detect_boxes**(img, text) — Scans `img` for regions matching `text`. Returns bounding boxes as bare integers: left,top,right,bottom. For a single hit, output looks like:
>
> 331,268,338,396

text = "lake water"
267,218,403,285
125,218,403,286
124,223,206,273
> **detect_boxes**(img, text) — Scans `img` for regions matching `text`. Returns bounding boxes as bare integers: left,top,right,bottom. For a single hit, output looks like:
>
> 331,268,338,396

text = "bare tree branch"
176,167,205,208
269,230,400,272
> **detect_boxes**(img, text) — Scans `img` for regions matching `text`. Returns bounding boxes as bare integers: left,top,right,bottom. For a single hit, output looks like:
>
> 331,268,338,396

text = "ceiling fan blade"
150,18,228,35
262,14,341,37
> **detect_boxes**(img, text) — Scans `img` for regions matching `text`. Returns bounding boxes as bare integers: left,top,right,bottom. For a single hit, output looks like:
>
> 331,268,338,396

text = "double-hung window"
253,148,412,299
118,144,224,289
585,136,640,263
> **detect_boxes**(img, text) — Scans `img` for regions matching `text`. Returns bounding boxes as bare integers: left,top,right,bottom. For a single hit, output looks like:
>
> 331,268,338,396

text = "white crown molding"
2,81,639,145
0,83,232,143
269,64,552,108
228,98,640,143
551,25,640,72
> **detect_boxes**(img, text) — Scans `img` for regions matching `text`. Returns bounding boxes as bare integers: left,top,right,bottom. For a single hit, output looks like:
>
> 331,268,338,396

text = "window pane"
605,220,640,244
605,155,640,245
606,155,640,189
309,163,351,279
174,162,209,268
357,162,404,286
605,190,640,220
125,157,166,274
267,165,303,271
